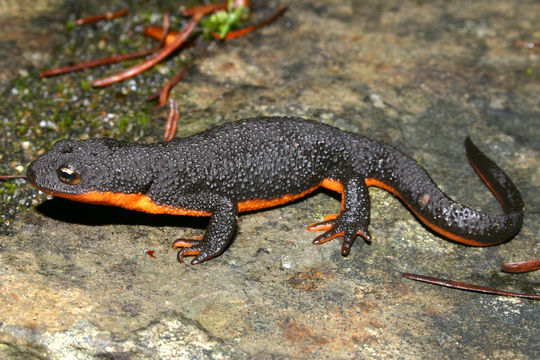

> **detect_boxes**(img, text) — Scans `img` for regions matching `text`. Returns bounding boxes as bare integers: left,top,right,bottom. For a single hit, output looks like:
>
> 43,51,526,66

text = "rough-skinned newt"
26,116,524,264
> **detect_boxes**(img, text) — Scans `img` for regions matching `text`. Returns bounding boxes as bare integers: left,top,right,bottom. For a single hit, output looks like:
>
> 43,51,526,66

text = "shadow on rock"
36,197,209,229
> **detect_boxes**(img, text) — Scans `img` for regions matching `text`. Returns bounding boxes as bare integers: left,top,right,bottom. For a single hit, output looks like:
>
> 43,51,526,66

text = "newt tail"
26,117,524,263
355,136,524,247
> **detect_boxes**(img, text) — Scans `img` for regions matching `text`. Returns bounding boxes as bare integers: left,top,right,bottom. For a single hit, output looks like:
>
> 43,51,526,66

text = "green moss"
16,125,29,136
90,117,100,129
80,79,92,91
136,111,151,127
138,10,153,23
118,115,129,134
65,21,75,31
3,182,17,195
58,112,74,130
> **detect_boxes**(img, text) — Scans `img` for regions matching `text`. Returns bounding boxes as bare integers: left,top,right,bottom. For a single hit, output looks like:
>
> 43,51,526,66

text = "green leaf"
200,0,249,39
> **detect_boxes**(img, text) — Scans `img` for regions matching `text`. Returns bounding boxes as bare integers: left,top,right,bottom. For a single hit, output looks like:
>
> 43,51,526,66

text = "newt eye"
57,165,81,185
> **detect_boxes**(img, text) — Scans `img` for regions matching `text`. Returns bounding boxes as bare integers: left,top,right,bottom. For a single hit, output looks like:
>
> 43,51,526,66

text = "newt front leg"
172,195,238,264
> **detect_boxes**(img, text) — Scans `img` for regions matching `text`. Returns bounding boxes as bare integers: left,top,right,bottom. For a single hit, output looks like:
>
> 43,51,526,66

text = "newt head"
26,138,154,198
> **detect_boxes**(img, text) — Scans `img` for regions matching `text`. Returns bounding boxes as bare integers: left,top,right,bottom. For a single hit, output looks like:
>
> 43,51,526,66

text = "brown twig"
75,9,129,26
42,9,174,78
146,89,162,102
159,8,171,47
91,14,202,88
0,174,27,180
181,0,251,18
211,5,288,40
501,259,540,273
181,2,228,17
144,5,287,44
143,26,180,46
40,48,155,77
514,40,540,49
402,273,540,300
164,99,180,142
156,66,189,109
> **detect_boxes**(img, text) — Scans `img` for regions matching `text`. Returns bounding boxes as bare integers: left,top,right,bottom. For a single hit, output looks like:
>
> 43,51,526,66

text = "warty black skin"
26,116,524,264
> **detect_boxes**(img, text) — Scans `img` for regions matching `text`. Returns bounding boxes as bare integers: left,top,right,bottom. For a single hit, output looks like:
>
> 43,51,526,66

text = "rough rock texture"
1,0,538,359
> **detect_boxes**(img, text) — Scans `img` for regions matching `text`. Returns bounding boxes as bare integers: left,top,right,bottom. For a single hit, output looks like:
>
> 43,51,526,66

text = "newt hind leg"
307,177,371,255
307,213,371,255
